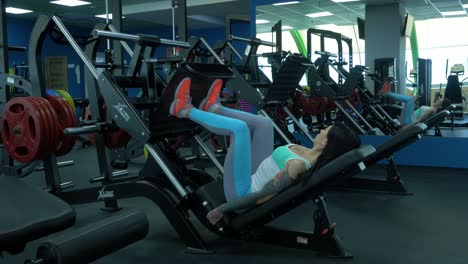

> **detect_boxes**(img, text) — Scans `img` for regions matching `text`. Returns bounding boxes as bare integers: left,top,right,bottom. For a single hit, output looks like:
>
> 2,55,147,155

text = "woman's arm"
207,160,307,225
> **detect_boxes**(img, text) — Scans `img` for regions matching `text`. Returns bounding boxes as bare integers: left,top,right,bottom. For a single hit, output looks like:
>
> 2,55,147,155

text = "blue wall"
6,17,31,67
294,133,468,169
5,15,248,99
6,17,90,98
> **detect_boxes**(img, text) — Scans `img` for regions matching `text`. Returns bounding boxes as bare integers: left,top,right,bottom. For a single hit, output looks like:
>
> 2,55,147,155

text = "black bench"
334,123,428,194
0,176,75,254
0,176,149,263
196,145,375,258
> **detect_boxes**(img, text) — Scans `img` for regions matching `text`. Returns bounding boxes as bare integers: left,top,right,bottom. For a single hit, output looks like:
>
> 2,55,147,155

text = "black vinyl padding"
34,210,148,264
445,75,463,104
264,54,309,103
150,63,233,137
364,123,427,166
0,176,75,253
197,145,375,230
424,110,450,129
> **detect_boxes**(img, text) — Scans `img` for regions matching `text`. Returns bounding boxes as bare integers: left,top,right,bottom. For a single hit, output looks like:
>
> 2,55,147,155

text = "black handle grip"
64,125,99,136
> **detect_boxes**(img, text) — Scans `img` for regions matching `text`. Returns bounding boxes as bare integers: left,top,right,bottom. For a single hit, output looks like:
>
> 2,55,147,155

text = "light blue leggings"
384,92,414,126
188,106,274,202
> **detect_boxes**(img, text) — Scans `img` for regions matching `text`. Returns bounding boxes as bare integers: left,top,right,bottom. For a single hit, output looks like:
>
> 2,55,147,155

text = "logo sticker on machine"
296,236,309,245
113,103,131,122
244,45,251,56
98,187,115,200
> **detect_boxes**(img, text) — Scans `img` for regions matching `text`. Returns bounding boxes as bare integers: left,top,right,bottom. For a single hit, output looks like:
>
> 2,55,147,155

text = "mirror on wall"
252,0,468,138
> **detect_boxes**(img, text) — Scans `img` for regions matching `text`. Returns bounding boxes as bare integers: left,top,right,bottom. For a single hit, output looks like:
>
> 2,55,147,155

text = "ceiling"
256,0,468,33
6,0,468,34
4,0,248,31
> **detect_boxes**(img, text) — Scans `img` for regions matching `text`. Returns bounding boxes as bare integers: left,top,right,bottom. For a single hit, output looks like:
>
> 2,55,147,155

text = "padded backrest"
264,54,309,103
364,123,427,165
196,145,375,230
424,110,450,129
230,144,375,229
0,176,75,254
445,75,463,103
150,63,234,137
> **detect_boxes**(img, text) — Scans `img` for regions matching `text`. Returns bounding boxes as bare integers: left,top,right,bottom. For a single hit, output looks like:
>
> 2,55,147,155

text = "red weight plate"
100,101,131,148
31,97,57,159
47,96,77,156
85,98,132,148
105,129,132,149
84,105,96,144
53,96,77,154
36,97,61,157
45,97,62,154
28,97,53,160
27,97,53,160
0,97,44,162
46,96,69,154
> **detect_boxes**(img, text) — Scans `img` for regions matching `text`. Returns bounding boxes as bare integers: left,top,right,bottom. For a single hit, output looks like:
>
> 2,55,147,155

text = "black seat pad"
197,145,375,230
0,176,75,254
424,110,450,129
364,123,427,165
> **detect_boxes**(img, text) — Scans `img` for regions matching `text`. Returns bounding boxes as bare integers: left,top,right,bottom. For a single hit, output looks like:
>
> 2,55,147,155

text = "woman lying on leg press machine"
169,78,361,225
379,86,449,131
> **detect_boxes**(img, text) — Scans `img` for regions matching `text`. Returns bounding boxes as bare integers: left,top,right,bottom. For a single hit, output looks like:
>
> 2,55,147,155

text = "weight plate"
47,96,77,156
100,102,131,148
84,105,96,144
28,97,53,160
1,97,44,162
56,90,76,113
46,89,59,97
35,97,60,158
106,129,132,149
41,97,63,155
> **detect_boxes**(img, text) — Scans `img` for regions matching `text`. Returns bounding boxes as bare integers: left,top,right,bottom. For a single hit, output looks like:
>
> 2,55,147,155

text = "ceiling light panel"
273,1,300,6
95,14,125,19
331,0,360,3
256,19,270,24
5,7,33,14
50,0,91,7
306,11,333,18
440,11,466,16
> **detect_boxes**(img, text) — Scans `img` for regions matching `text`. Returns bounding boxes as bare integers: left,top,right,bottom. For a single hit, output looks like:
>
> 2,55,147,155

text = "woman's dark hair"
314,123,361,171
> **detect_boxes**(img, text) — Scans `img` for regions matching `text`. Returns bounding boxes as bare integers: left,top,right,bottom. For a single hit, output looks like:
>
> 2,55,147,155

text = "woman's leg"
217,107,273,173
189,109,252,202
384,92,415,126
199,79,274,172
170,78,252,202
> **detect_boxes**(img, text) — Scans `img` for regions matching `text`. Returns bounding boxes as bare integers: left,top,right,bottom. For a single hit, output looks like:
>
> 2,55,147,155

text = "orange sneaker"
199,79,223,112
170,77,192,118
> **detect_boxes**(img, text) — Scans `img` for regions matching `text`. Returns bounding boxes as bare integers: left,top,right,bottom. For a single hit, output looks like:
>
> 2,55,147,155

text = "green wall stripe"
290,30,307,57
410,21,419,83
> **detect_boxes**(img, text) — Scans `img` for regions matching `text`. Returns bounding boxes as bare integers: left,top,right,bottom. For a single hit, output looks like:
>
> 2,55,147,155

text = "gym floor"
3,146,468,264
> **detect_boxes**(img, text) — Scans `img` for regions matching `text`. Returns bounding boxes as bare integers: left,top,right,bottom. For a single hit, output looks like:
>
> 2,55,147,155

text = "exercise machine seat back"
364,123,427,166
150,62,235,137
264,54,309,104
196,145,375,230
423,109,451,129
445,75,463,104
0,176,75,254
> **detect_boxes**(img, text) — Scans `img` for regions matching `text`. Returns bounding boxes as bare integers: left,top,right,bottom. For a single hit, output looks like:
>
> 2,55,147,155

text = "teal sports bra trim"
272,144,312,170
